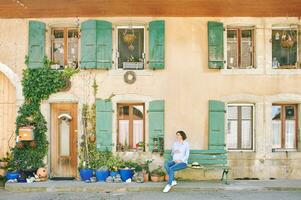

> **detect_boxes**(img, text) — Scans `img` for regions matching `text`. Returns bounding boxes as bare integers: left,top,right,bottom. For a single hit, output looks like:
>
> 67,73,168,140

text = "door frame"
50,102,78,178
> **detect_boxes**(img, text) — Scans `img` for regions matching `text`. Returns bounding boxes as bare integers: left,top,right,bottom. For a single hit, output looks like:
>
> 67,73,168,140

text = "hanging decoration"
279,26,296,48
123,28,136,51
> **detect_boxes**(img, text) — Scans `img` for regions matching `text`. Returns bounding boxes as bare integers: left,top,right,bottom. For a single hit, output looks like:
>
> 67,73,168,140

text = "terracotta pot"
165,174,169,181
143,173,149,182
150,175,164,182
88,134,96,143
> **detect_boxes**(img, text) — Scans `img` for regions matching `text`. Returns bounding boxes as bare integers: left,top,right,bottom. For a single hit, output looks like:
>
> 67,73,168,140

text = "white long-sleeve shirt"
171,140,190,164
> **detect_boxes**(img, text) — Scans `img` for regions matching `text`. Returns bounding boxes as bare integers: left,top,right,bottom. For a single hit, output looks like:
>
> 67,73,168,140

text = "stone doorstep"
4,180,301,193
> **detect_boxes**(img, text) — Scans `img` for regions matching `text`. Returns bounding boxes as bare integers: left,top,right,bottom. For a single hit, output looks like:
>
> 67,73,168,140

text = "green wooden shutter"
96,20,112,69
149,20,165,69
96,99,113,151
208,21,224,69
80,20,97,69
28,21,45,69
148,100,164,151
208,100,226,150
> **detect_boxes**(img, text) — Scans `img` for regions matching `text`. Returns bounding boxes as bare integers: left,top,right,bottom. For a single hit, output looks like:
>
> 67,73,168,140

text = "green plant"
107,156,124,171
9,57,69,171
141,159,153,174
62,67,79,79
150,166,165,177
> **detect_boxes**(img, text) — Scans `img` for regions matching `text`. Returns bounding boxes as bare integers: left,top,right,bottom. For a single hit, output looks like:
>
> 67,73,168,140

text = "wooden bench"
164,149,229,184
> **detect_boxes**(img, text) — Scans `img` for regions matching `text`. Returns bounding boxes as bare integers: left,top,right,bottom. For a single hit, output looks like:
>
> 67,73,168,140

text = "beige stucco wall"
1,17,301,180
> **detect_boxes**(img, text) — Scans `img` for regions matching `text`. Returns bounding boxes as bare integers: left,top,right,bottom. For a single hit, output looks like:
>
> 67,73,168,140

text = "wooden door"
0,72,16,159
51,103,77,178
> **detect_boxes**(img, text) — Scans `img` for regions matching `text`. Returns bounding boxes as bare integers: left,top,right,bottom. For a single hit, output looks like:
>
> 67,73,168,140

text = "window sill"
272,148,297,152
228,149,255,153
267,68,301,75
108,69,153,76
221,68,264,75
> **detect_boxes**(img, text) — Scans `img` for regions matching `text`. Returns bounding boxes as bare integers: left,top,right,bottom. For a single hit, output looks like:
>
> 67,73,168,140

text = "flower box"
123,62,144,70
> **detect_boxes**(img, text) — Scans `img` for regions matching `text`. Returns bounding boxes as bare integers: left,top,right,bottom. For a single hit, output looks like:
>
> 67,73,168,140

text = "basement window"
116,26,145,70
51,28,79,69
272,25,299,69
227,27,255,69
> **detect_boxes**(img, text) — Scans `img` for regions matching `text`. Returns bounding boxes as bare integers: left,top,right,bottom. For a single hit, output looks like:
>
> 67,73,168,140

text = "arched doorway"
0,72,16,158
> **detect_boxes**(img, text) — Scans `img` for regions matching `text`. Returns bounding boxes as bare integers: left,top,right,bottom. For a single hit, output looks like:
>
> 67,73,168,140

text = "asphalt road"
0,190,301,200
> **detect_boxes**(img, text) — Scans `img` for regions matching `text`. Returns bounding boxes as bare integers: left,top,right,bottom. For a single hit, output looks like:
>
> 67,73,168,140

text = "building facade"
1,17,301,179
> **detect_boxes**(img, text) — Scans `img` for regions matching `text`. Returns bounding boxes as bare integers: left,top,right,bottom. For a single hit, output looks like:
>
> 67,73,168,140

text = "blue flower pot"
110,171,118,177
79,169,94,181
6,172,20,180
96,170,110,182
119,169,134,182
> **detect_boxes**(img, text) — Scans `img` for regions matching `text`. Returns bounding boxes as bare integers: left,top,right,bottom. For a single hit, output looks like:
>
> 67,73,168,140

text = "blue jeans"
164,160,187,185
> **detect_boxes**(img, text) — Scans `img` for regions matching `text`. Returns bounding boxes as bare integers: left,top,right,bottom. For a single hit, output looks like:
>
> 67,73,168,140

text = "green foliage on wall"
9,57,70,171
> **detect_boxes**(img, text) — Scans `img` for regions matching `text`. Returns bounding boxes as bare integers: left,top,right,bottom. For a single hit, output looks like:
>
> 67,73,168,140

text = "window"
272,104,298,149
117,103,145,150
227,27,255,69
117,26,145,70
51,28,79,69
227,104,254,150
272,26,298,69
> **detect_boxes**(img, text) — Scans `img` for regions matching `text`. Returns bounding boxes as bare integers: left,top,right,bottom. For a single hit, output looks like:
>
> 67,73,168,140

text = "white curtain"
272,120,281,149
227,121,237,149
133,120,143,146
119,120,129,145
285,120,295,149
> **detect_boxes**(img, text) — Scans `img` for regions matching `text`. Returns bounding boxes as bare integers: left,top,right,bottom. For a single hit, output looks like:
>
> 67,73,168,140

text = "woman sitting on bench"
163,130,190,193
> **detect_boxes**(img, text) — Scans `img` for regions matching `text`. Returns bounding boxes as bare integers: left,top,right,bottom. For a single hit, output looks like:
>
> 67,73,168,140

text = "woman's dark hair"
176,130,187,140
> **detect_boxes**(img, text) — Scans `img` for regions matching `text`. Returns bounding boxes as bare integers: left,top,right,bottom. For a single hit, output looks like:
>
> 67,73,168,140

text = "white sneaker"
163,184,172,193
171,180,177,186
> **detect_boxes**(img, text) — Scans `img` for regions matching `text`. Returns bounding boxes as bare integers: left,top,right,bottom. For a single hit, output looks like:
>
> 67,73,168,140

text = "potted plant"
150,166,165,182
119,161,137,182
136,141,145,152
95,166,110,182
107,156,123,177
141,159,152,182
78,161,94,181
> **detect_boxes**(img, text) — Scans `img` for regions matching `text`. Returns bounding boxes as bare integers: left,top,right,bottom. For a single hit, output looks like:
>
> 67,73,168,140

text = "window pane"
241,120,252,149
285,105,296,148
240,30,253,68
67,29,79,68
272,105,282,148
227,30,238,69
241,106,252,120
285,105,295,120
119,120,129,146
228,106,238,119
272,29,297,68
227,120,238,149
285,120,295,149
118,28,144,69
59,114,70,156
272,105,281,120
133,120,143,146
133,105,143,119
118,105,129,117
53,30,64,67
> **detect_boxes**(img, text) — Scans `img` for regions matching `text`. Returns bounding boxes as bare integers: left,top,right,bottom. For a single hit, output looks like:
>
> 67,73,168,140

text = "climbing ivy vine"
9,57,76,170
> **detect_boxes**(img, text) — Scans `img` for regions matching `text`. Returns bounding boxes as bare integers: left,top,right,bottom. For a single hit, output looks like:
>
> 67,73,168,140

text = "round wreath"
124,71,136,84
